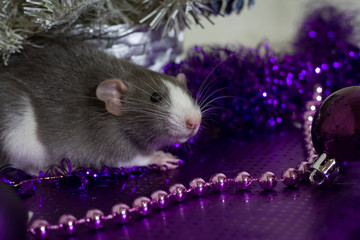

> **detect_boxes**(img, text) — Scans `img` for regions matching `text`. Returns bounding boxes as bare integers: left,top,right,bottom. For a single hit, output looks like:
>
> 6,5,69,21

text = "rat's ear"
176,73,187,86
96,79,128,116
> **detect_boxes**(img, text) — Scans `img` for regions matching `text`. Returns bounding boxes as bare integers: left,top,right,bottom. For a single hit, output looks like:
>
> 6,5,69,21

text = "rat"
0,40,202,174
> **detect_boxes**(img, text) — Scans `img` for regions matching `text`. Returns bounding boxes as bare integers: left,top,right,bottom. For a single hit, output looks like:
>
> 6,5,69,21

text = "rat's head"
96,70,201,150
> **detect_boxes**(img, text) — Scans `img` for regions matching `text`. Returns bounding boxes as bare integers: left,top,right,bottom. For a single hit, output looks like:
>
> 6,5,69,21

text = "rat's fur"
0,41,201,173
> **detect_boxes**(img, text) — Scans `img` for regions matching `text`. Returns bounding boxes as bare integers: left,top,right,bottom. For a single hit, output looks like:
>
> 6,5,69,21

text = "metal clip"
309,153,340,185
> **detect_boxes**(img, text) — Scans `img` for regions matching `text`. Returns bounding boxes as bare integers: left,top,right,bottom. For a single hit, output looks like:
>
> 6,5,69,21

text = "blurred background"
183,0,360,52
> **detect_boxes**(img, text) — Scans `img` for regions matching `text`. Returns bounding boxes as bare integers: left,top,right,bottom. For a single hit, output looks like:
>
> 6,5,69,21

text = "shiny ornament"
210,173,228,191
169,183,187,202
112,204,130,224
312,86,360,163
58,214,77,235
133,197,152,216
151,190,170,209
235,172,253,190
258,172,277,190
85,209,104,229
281,168,300,187
189,178,207,196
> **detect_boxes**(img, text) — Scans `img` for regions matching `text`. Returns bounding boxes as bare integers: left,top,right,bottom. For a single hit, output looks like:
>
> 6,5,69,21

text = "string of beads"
29,86,323,239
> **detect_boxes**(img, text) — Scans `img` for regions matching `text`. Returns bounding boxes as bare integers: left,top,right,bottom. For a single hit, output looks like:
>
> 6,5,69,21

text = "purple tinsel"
164,6,360,137
2,5,360,194
0,159,176,195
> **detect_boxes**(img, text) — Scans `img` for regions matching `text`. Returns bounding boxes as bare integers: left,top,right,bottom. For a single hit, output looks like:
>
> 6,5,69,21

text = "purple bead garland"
28,167,308,238
28,86,323,238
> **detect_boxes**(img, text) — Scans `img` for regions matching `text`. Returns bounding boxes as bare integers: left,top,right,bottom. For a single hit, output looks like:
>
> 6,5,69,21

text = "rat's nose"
186,114,201,130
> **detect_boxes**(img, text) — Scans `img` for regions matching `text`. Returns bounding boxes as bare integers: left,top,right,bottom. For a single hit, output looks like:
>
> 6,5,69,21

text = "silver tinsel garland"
0,0,255,66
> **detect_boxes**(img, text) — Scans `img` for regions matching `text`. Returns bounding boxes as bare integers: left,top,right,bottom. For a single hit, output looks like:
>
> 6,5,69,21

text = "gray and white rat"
0,40,202,174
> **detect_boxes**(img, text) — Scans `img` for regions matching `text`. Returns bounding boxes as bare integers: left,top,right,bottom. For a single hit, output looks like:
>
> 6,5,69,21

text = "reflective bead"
29,219,49,239
85,209,104,229
169,183,187,202
133,197,152,216
281,168,300,187
189,178,207,196
297,161,311,179
59,214,76,235
112,203,130,223
151,190,169,209
235,171,252,190
258,171,277,190
210,173,228,191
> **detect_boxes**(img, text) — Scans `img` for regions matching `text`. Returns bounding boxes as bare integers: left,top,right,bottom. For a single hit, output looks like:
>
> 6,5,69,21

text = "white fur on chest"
2,97,49,173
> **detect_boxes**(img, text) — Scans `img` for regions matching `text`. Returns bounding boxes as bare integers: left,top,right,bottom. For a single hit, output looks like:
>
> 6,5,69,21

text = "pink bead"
29,219,49,239
281,168,300,187
169,183,187,202
85,209,104,229
210,173,228,191
133,197,152,216
112,203,130,223
189,178,207,196
58,214,76,235
235,171,252,190
258,171,277,190
151,190,169,209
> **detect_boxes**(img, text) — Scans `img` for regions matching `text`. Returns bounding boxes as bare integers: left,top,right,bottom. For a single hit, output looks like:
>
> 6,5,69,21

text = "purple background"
24,128,360,240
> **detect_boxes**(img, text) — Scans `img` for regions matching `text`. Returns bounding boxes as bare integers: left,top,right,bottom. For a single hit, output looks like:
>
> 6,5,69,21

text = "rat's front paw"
149,151,181,170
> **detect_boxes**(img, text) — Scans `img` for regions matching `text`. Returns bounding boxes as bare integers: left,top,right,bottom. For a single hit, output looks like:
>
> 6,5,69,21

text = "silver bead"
235,171,252,190
258,171,277,190
189,178,207,196
151,190,169,209
169,183,187,202
112,203,130,223
210,173,228,191
29,219,49,240
281,168,300,187
58,214,77,235
133,197,152,216
85,209,104,229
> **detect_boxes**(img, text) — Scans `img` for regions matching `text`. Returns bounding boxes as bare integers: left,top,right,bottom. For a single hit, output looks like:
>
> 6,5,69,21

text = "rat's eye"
150,92,163,102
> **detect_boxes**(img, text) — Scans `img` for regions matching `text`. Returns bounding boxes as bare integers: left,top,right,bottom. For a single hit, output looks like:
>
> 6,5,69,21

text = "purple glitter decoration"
0,159,174,195
164,6,360,137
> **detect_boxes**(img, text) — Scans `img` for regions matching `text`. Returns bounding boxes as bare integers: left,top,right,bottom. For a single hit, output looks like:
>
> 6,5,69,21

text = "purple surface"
23,128,360,240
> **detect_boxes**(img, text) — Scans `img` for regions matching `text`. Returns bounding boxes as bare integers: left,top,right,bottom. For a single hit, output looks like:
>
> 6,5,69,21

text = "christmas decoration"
311,86,360,164
164,6,360,137
0,0,254,65
1,5,359,194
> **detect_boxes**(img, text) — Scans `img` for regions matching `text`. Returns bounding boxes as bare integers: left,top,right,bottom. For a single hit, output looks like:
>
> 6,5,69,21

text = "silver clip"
309,153,340,185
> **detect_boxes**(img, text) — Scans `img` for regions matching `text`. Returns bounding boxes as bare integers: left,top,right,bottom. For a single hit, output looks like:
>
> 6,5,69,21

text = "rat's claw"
149,151,181,171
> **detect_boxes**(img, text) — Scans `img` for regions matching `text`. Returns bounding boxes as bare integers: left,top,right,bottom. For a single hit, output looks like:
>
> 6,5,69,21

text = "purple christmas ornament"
311,86,360,163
